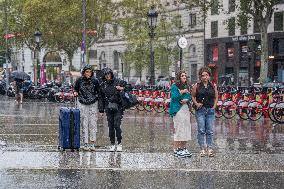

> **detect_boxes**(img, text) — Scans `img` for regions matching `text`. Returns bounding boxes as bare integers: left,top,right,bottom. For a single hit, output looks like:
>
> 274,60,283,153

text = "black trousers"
106,109,123,145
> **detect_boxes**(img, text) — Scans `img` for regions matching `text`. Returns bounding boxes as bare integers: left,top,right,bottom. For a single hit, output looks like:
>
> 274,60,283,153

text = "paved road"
0,96,283,188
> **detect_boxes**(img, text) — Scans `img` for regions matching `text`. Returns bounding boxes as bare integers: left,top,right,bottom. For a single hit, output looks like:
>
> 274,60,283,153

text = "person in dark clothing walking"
74,64,100,151
98,68,126,152
14,78,24,104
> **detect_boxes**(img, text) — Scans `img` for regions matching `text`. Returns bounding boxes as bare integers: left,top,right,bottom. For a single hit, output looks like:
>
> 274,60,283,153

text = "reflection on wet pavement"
0,96,283,154
0,96,283,188
0,169,283,189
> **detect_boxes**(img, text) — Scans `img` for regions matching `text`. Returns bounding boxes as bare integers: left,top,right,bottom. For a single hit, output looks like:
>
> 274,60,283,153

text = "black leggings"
106,110,123,145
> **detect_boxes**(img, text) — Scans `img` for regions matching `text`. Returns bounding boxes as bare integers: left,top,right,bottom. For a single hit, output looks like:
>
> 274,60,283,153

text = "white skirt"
173,104,191,141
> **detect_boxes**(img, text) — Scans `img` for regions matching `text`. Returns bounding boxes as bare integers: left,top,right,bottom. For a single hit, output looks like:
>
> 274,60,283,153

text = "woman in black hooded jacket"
74,64,100,151
98,68,126,152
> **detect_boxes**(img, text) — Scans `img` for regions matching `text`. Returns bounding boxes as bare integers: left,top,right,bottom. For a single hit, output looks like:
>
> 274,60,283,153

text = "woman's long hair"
175,70,189,90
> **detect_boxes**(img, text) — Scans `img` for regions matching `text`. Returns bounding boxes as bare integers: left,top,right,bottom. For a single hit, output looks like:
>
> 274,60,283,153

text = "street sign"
177,37,188,49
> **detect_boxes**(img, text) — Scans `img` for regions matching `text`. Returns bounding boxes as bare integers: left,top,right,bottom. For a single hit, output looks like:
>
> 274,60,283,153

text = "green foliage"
118,0,179,75
0,0,115,66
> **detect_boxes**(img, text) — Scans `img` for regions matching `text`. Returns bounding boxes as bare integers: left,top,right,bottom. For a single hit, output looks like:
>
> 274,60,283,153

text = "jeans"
195,107,215,149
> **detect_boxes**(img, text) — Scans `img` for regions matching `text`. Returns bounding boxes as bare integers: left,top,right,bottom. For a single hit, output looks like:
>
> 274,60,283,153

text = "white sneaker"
89,144,96,151
109,145,116,152
81,143,89,151
116,144,122,152
175,149,186,158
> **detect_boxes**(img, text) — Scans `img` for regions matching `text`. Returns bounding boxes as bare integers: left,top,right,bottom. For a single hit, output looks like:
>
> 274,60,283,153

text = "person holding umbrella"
14,78,24,104
11,71,30,104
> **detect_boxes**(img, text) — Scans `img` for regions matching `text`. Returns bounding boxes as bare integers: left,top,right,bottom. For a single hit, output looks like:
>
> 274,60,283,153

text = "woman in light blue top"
169,70,192,158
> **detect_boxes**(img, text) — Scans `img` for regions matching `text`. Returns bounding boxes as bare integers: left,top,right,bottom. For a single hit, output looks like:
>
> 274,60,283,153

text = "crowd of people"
72,64,218,158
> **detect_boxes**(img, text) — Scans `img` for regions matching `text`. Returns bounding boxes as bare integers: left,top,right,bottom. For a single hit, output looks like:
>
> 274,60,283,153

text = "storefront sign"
228,48,234,57
213,46,219,61
255,60,261,67
232,35,255,42
241,45,248,53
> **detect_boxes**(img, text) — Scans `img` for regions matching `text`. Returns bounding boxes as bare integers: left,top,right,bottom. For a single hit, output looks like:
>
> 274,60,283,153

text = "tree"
0,0,115,71
117,0,179,79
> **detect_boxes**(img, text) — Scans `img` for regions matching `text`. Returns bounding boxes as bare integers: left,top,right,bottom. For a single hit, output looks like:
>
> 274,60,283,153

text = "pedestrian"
98,67,127,152
191,66,218,157
168,70,192,158
14,78,24,104
73,64,100,151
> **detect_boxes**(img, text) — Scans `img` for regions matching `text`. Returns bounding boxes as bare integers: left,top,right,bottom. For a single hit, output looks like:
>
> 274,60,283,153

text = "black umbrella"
11,71,30,80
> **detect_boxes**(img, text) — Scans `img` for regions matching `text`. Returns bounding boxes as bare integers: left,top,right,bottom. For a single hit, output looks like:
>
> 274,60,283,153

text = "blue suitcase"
58,107,80,151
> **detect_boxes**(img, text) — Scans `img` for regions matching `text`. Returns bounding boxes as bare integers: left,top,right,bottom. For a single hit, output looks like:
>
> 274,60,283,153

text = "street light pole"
147,6,158,86
81,0,87,68
4,0,9,90
34,30,42,86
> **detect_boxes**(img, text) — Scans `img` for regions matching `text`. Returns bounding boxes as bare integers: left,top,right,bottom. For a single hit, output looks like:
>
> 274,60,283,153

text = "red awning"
4,34,15,39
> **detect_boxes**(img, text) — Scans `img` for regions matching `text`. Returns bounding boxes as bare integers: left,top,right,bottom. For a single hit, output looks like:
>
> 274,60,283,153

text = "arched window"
189,44,197,58
99,51,106,69
113,51,119,70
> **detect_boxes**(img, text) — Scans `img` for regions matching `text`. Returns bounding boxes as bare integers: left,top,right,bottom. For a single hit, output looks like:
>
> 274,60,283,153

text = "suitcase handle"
74,97,78,108
69,111,74,148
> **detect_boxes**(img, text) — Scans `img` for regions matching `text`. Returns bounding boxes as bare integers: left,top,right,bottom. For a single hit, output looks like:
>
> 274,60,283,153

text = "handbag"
107,102,119,112
120,91,139,109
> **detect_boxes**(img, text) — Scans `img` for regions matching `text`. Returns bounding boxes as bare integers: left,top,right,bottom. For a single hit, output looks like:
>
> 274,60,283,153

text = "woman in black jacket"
74,64,100,151
98,68,126,152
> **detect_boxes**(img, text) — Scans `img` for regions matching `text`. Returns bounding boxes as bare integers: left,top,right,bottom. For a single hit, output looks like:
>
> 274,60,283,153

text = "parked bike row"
128,85,284,124
1,79,283,123
0,80,75,103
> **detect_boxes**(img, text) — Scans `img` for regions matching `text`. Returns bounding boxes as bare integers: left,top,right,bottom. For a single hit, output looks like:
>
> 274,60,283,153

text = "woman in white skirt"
168,70,192,158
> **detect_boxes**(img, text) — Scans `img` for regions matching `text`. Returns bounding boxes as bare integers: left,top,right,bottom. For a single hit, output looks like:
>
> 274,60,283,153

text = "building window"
189,13,196,27
101,25,106,38
240,43,249,63
240,19,248,35
113,51,119,70
274,12,284,31
228,0,235,13
228,17,235,36
254,19,261,33
189,45,197,57
174,15,182,28
207,44,219,63
211,21,218,38
273,38,284,55
191,64,197,82
226,43,234,62
88,50,97,59
211,0,219,15
113,24,118,36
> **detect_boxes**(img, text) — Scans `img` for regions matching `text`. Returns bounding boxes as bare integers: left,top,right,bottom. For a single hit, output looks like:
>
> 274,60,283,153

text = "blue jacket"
168,84,191,117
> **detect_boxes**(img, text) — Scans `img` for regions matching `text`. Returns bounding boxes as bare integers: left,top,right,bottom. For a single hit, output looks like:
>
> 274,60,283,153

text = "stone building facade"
91,1,205,84
205,0,284,85
8,1,205,85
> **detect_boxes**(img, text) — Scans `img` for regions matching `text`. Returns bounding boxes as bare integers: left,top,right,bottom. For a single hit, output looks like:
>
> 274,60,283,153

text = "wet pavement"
0,96,283,188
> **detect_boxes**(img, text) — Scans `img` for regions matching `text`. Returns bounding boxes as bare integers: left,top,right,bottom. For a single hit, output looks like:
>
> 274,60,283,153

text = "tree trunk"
259,24,269,84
